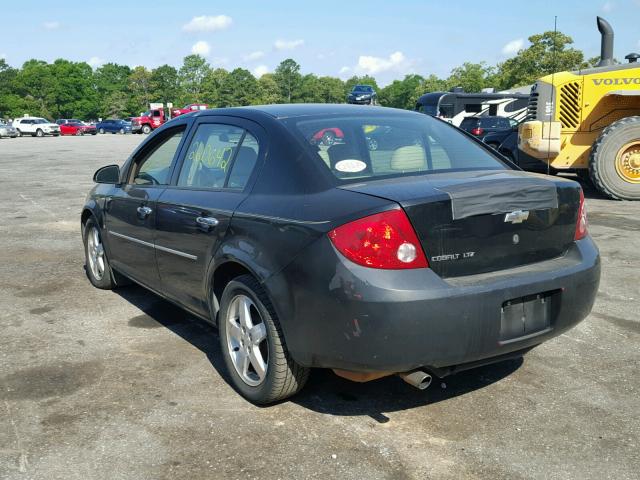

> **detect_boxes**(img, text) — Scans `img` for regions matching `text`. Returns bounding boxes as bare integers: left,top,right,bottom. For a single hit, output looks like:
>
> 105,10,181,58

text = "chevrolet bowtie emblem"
504,210,529,224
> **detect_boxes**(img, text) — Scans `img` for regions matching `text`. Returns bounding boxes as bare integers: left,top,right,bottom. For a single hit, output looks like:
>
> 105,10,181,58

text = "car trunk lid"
338,170,580,278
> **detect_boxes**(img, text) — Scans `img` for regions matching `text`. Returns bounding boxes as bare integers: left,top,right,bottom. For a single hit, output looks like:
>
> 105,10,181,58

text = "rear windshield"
460,118,479,129
285,114,507,182
480,117,510,128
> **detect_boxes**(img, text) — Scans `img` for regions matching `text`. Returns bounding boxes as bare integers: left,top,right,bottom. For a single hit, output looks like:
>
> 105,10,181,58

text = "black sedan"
347,84,377,105
82,104,600,404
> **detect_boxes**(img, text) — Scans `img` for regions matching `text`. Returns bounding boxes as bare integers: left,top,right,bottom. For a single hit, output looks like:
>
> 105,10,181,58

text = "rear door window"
177,123,259,190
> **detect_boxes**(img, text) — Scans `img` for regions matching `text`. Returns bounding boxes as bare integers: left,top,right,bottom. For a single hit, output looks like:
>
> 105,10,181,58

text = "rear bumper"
265,236,600,374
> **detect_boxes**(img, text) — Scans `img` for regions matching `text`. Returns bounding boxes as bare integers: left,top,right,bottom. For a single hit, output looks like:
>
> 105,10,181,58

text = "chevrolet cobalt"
82,105,600,404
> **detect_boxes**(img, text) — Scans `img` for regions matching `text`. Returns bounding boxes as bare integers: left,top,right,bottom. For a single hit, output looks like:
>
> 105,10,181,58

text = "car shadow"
114,285,523,421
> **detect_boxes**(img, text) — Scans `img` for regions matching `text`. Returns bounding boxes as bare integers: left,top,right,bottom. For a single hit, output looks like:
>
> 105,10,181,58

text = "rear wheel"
218,275,309,404
99,128,105,134
590,116,640,200
119,128,125,134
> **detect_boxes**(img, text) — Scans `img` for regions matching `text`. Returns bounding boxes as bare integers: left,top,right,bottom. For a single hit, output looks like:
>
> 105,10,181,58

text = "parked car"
96,119,132,134
0,121,18,138
347,85,377,105
485,129,562,174
12,117,60,137
459,116,518,141
60,122,98,136
82,104,599,404
482,124,519,149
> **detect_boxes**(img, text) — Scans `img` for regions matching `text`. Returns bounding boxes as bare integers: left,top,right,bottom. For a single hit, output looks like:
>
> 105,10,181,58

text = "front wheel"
83,218,115,290
16,129,22,137
99,128,105,134
119,128,125,134
218,275,309,404
142,125,151,134
36,129,44,137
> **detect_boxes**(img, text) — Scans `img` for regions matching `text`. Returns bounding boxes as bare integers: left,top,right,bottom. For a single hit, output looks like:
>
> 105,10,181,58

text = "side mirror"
93,164,120,184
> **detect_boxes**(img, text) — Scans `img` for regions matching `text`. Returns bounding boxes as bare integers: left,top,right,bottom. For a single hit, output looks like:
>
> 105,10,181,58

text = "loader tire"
590,116,640,200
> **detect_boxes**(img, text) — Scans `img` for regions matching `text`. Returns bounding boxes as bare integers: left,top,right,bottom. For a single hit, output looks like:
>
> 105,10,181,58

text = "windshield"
285,114,507,183
353,86,372,93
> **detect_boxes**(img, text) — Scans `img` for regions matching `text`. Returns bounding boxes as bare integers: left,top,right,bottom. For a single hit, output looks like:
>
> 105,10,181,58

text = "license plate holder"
500,291,557,342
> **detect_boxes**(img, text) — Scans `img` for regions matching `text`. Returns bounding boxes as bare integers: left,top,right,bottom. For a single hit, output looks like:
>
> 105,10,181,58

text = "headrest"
390,146,426,171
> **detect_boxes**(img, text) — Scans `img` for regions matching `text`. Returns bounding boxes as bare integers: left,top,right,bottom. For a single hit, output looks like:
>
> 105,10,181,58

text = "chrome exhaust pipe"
398,370,432,390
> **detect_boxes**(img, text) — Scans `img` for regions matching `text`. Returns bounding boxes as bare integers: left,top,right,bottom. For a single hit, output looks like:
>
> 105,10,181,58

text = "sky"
2,0,640,85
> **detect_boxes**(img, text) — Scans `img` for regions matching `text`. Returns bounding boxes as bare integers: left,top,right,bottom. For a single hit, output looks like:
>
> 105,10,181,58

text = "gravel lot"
0,134,638,480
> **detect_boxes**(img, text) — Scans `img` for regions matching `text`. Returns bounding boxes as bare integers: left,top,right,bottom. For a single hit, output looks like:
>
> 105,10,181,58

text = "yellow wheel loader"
518,17,640,200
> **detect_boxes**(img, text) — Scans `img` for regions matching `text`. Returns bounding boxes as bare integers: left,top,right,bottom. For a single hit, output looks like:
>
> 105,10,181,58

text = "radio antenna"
547,16,558,177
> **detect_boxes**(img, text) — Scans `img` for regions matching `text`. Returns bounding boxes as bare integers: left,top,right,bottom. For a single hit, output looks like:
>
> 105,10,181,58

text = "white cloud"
602,1,613,12
339,66,351,75
43,21,60,30
191,41,211,56
87,56,105,68
253,65,269,77
356,51,407,74
274,39,304,51
244,50,265,61
183,15,232,33
502,38,524,56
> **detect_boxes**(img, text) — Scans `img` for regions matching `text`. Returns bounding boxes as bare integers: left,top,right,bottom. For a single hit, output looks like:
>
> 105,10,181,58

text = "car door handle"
196,216,219,228
137,206,152,217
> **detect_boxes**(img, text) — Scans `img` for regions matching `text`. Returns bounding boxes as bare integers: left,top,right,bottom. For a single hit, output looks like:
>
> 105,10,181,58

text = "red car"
60,122,97,136
170,103,208,118
310,127,344,146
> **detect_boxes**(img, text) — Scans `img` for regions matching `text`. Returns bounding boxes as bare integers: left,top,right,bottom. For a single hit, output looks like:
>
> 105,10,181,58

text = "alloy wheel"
86,226,105,280
225,294,269,386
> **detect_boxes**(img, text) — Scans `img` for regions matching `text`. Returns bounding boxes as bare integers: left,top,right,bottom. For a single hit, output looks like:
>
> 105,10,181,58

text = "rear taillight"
471,127,484,136
575,189,588,240
328,209,429,269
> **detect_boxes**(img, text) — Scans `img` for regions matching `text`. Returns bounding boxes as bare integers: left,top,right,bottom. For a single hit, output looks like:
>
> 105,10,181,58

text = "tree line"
0,30,597,121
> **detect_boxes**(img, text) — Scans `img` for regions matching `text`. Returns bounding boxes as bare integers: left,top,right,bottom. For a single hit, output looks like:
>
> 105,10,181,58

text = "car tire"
76,130,82,136
322,131,336,146
120,128,125,134
83,217,116,290
99,128,105,134
218,274,309,404
142,125,151,134
486,142,500,150
16,129,22,137
35,129,44,137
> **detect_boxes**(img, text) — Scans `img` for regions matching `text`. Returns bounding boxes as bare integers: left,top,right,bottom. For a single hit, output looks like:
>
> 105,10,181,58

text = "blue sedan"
95,119,132,134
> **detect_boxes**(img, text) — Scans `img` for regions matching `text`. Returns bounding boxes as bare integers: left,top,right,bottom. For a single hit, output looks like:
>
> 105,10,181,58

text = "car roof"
188,104,420,120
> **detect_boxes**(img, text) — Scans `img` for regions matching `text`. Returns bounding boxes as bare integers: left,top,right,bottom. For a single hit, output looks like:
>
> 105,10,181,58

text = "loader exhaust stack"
596,16,614,67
